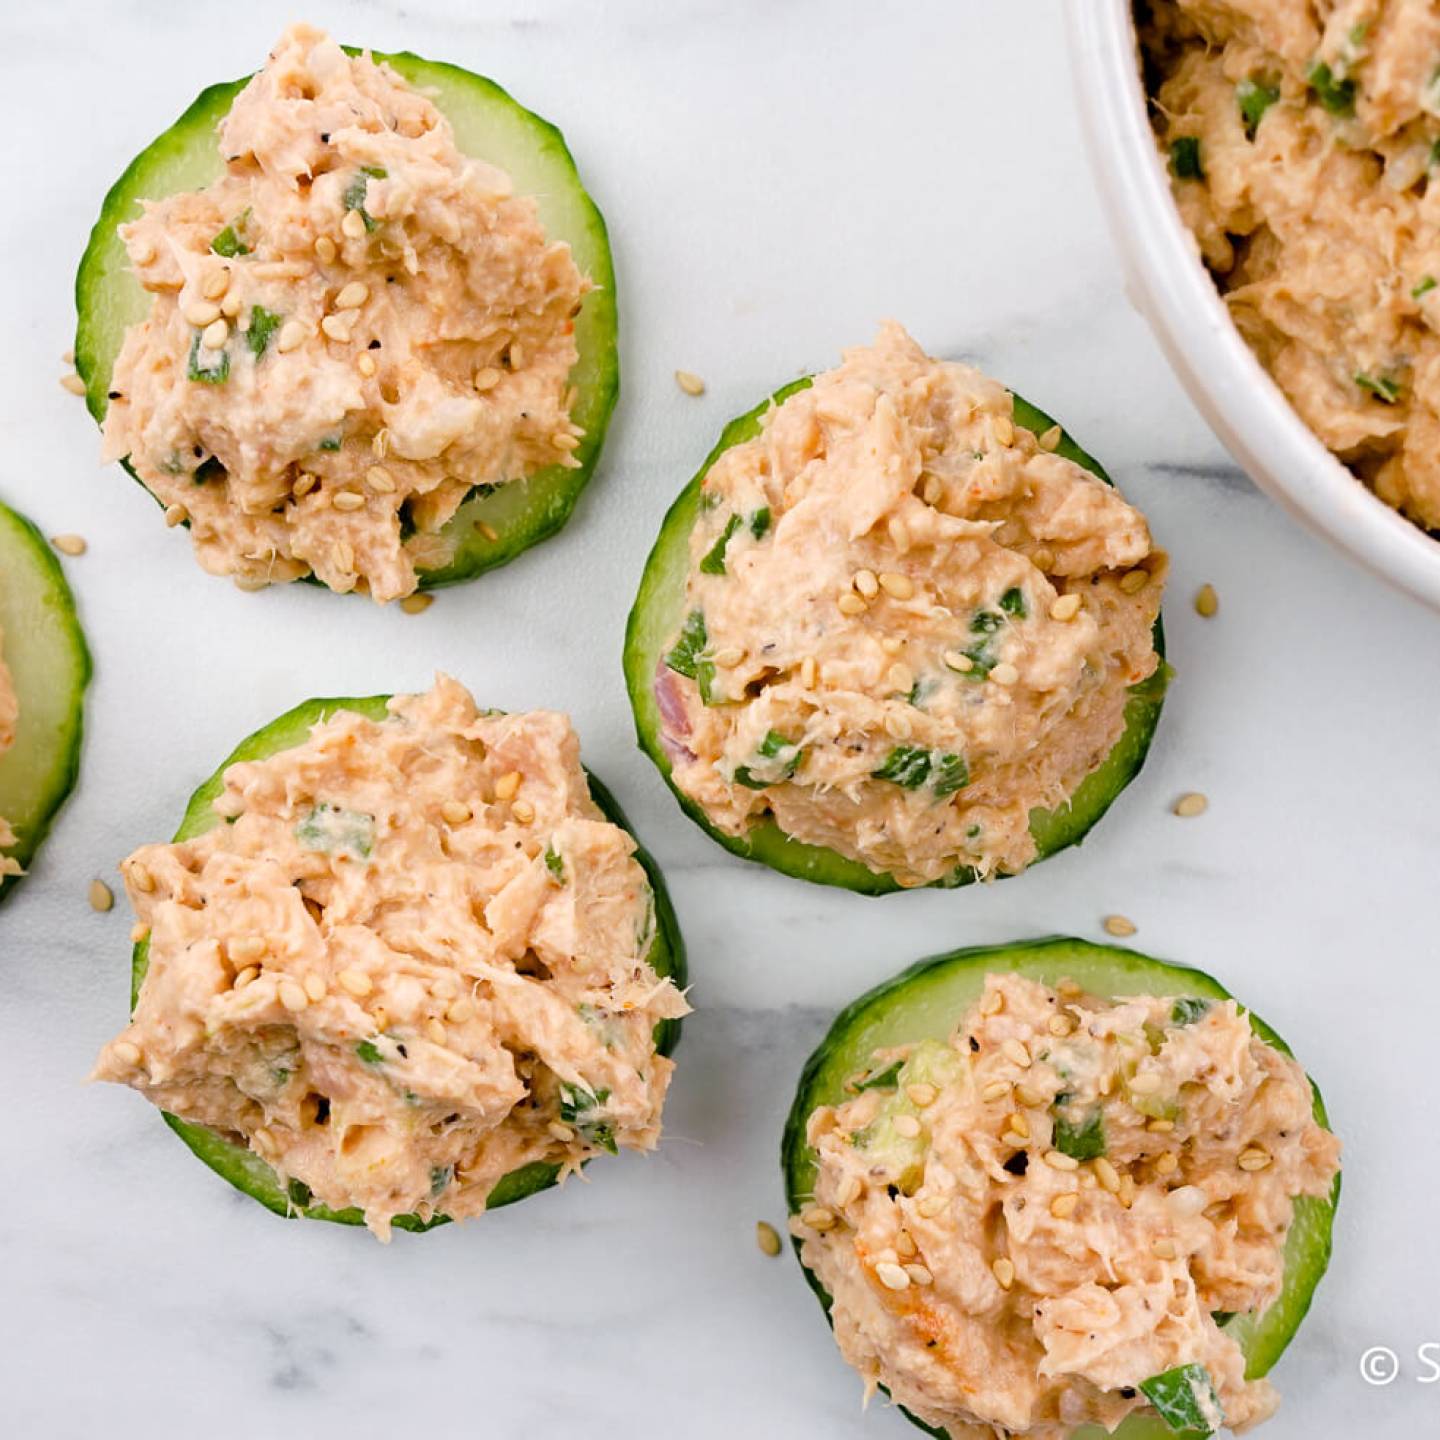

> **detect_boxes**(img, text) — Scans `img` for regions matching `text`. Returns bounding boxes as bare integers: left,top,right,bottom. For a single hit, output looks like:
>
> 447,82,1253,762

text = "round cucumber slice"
781,937,1339,1439
74,48,618,591
128,694,686,1232
0,499,91,902
623,383,1168,895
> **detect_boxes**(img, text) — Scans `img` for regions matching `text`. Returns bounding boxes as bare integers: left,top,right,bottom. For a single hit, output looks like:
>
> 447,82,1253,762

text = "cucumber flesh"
623,385,1168,894
781,938,1339,1438
74,49,618,590
0,500,91,901
129,695,686,1231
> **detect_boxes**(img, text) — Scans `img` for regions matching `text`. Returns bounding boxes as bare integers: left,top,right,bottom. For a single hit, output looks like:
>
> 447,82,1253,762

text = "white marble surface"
2,1,1437,1435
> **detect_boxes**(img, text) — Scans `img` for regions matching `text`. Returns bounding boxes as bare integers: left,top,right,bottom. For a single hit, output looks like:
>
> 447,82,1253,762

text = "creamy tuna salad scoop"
94,677,687,1239
1143,0,1440,530
784,942,1341,1440
626,325,1167,892
78,24,618,599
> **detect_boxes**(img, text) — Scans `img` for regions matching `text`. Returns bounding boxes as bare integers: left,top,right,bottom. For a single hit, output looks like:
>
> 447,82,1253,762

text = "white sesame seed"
675,370,706,396
441,800,472,825
338,968,372,997
1119,568,1150,595
365,465,395,493
201,318,229,350
1103,914,1137,938
341,209,367,240
905,1264,933,1286
1001,1038,1031,1068
1050,1191,1079,1218
1174,792,1208,818
314,235,338,264
1238,1146,1272,1172
400,594,434,615
202,269,230,300
113,1040,142,1066
892,1115,921,1139
990,662,1019,687
279,980,309,1012
357,353,377,378
548,1120,576,1143
320,315,352,343
712,647,744,668
474,367,502,392
906,1083,938,1108
1049,593,1082,622
332,490,365,512
992,415,1015,446
164,504,187,528
495,771,522,801
854,568,879,599
756,1221,782,1257
802,1206,837,1232
184,300,221,328
229,935,267,964
980,1080,1011,1104
129,862,155,894
1045,1150,1080,1172
60,372,87,396
875,1262,911,1292
991,1256,1015,1289
334,281,369,311
942,649,974,673
1151,1237,1178,1260
276,320,308,354
303,974,327,1002
1093,1157,1121,1194
88,879,114,912
1195,583,1219,618
511,798,536,824
51,534,87,556
878,572,915,600
917,1194,947,1218
1038,424,1062,452
837,591,867,617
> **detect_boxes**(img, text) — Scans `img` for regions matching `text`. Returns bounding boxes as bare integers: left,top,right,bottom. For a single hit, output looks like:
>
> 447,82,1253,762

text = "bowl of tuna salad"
784,937,1341,1440
1068,0,1440,611
626,324,1169,894
74,25,617,601
93,676,686,1240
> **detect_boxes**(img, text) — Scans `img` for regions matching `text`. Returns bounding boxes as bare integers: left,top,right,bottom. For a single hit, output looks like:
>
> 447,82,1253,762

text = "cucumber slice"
0,499,91,901
127,694,686,1231
623,384,1168,894
74,48,618,591
781,938,1339,1438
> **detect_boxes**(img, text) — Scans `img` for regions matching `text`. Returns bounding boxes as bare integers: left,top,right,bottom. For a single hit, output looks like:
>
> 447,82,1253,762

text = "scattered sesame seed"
478,521,499,542
1194,582,1219,618
548,1120,576,1144
357,353,377,378
400,593,433,615
426,1018,447,1045
88,879,114,913
1050,1192,1079,1219
887,662,914,693
1146,1118,1176,1134
164,504,188,528
201,269,230,300
675,369,706,396
512,798,536,824
875,1261,911,1292
474,367,502,392
1047,1014,1074,1037
446,997,476,1024
303,974,327,1002
837,1175,863,1207
341,208,367,240
980,1080,1011,1104
1173,792,1208,818
60,372,87,396
202,318,229,350
276,320,308,354
1005,1112,1030,1140
1032,547,1056,573
1119,568,1150,595
892,1115,921,1139
883,711,913,740
1154,1151,1180,1176
756,1221,782,1257
1049,593,1082,622
1128,1072,1163,1096
1238,1146,1272,1172
1038,424,1062,452
1014,1083,1046,1108
837,591,867,617
906,1083,938,1108
917,1194,947,1219
992,415,1015,447
800,655,818,688
990,661,1020,687
906,1264,934,1286
320,314,352,343
129,862,155,893
712,647,744,668
895,1229,918,1258
184,300,221,328
992,1256,1015,1289
1093,1157,1121,1194
61,349,74,365
1045,1150,1080,1172
365,465,395,494
372,429,391,460
334,281,369,311
553,432,580,450
51,533,87,556
1001,1038,1031,1069
878,571,915,600
332,490,365,512
278,980,309,1012
854,568,879,599
441,800,472,826
314,235,338,264
338,968,372,997
495,771,522,801
221,292,242,319
981,989,1005,1016
233,966,258,990
113,1040,142,1066
1151,1237,1178,1260
802,1206,837,1232
942,649,974,673
229,935,267,964
1103,914,1136,938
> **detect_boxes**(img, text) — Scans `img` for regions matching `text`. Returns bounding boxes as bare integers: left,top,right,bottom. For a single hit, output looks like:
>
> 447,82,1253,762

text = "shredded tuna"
93,676,688,1240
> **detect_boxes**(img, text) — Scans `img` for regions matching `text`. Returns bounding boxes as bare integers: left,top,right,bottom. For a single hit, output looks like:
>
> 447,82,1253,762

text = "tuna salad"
0,634,18,878
93,676,688,1239
101,24,589,599
792,973,1341,1438
654,324,1166,886
1142,0,1440,530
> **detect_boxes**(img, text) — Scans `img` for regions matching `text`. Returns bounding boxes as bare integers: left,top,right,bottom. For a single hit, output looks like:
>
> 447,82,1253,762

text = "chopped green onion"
1052,1107,1106,1161
750,506,772,539
1169,136,1204,181
700,514,742,574
544,845,565,883
970,608,1005,635
665,610,708,679
559,1083,617,1154
429,1164,453,1197
872,745,932,788
355,1039,383,1065
318,434,342,452
342,166,387,232
695,659,723,706
1170,997,1211,1026
186,332,230,385
1413,275,1436,300
1140,1364,1224,1437
210,209,252,257
1237,78,1280,138
1355,372,1401,404
931,752,970,797
295,803,375,858
999,586,1027,618
245,304,284,359
855,1060,904,1092
1307,61,1355,116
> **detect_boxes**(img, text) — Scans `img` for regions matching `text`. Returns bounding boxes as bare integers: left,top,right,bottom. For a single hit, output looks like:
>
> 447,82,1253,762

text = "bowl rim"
1065,0,1440,613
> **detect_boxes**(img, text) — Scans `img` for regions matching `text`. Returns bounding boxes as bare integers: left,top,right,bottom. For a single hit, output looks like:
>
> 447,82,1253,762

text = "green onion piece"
1413,275,1436,300
355,1039,383,1065
544,845,565,882
1236,78,1280,139
186,332,230,385
700,513,742,574
872,745,932,788
732,765,768,790
429,1164,453,1197
1170,997,1211,1026
931,752,970,797
287,1178,312,1207
665,610,707,679
1355,372,1401,404
1053,1107,1106,1160
342,167,387,232
559,1083,617,1154
970,608,1005,635
1169,136,1204,181
855,1060,904,1092
999,586,1027,618
1140,1364,1224,1437
750,506,772,539
210,210,252,258
696,659,723,706
246,304,284,359
1307,61,1355,116
318,434,342,452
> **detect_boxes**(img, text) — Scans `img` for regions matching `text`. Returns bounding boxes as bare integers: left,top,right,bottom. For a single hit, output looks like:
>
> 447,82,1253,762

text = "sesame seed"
992,415,1015,446
233,966,258,990
921,475,943,505
878,571,915,600
478,522,499,542
1038,424,1062,452
1118,1174,1137,1208
942,649,974,673
1174,792,1208,818
990,662,1019,687
1195,583,1219,618
512,799,536,824
1045,1150,1080,1172
837,591,867,616
427,1018,447,1045
320,315,352,343
906,1083,938,1108
315,235,338,264
980,1080,1011,1104
495,771,522,801
1014,1083,1046,1108
1103,914,1137,938
334,281,369,311
1154,1151,1180,1176
887,662,914,693
440,801,472,827
548,1120,576,1143
712,647,744,668
1032,547,1056,572
60,372,87,396
184,300,221,328
1001,1038,1031,1068
854,568,879,599
332,490,365,512
837,1175,862,1207
1093,1157,1121,1193
229,935,267,964
905,1264,934,1286
1147,1119,1175,1133
756,1221,782,1257
1002,1128,1028,1148
51,534,87,556
202,269,230,300
341,209,367,239
1050,1192,1079,1219
446,997,475,1024
61,349,74,365
400,594,433,615
202,318,229,350
88,879,114,913
338,968,372,997
1119,568,1150,595
279,980,309,1012
1128,1072,1163,1096
892,1115,921,1139
981,989,1005,1016
365,465,395,493
875,1262,911,1292
917,1194,947,1219
474,367,502,392
304,974,327,1002
992,1256,1015,1289
1151,1237,1178,1260
800,655,818,688
1238,1146,1272,1172
221,292,242,318
129,862,155,893
553,432,580,451
277,320,308,353
895,1229,918,1258
357,354,377,378
802,1206,836,1232
883,711,913,740
164,504,187,528
1005,1112,1030,1140
113,1040,142,1066
372,429,391,460
675,370,706,396
1167,1185,1208,1216
1050,593,1081,622
1047,1015,1074,1037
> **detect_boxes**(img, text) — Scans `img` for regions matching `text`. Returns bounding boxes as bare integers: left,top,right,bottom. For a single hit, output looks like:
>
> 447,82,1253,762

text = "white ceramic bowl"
1066,0,1440,612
